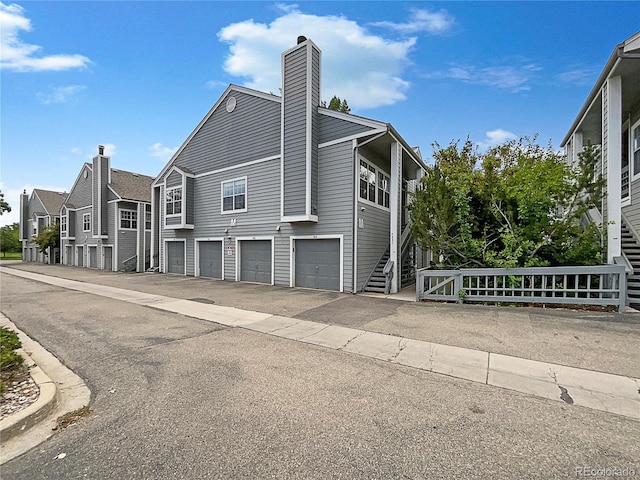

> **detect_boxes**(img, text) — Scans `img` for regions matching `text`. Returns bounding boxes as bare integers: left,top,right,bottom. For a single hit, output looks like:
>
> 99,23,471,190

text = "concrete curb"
0,313,91,465
0,348,58,442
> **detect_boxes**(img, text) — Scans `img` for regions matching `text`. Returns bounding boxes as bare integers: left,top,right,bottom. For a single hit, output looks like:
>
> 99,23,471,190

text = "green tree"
33,222,60,255
0,223,20,258
327,95,350,113
0,190,10,215
409,137,604,268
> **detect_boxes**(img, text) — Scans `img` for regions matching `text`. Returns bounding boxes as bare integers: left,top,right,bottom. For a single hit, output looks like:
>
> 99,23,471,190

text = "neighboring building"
151,36,428,293
561,31,640,303
60,146,154,272
19,188,68,263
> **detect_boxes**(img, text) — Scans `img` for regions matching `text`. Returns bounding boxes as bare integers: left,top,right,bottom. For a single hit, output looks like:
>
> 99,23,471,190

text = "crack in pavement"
391,338,408,362
339,331,366,350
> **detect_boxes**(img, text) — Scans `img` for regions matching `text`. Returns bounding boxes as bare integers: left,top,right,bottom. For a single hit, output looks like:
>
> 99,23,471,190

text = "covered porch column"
389,141,402,293
605,75,622,263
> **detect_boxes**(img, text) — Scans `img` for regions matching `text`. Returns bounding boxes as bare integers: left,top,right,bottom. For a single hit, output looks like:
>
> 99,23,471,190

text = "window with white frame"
83,213,91,232
145,204,151,230
165,187,182,216
222,178,247,213
360,159,390,209
61,210,67,235
120,209,137,230
633,120,640,178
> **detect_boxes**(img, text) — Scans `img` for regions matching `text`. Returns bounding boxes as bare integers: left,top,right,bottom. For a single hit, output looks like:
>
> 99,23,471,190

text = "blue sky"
1,1,638,227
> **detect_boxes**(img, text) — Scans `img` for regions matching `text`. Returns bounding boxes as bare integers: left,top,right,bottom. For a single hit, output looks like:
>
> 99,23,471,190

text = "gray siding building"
152,37,427,293
60,146,154,272
19,188,68,263
562,31,640,304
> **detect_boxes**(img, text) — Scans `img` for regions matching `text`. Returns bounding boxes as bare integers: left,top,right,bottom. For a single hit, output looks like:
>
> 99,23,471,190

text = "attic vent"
226,96,237,113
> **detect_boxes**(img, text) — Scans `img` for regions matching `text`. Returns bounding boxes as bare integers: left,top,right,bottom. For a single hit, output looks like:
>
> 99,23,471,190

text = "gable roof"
153,84,282,186
33,189,68,216
561,30,640,147
110,169,154,202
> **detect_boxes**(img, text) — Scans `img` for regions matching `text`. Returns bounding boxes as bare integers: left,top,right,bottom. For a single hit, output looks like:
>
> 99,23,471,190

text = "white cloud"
205,80,227,90
556,65,598,86
37,85,86,104
71,147,82,155
217,5,416,109
478,129,517,150
101,144,116,157
0,181,68,228
149,143,177,162
429,62,541,93
370,8,455,35
0,2,91,72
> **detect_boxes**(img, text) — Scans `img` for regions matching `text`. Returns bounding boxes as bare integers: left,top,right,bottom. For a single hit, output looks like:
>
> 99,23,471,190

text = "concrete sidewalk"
1,265,638,421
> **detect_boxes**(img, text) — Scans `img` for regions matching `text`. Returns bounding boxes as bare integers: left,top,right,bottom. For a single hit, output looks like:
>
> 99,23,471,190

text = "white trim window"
360,158,390,209
120,209,137,230
633,120,640,180
61,210,67,236
165,187,182,216
83,213,91,232
145,204,152,230
221,177,247,214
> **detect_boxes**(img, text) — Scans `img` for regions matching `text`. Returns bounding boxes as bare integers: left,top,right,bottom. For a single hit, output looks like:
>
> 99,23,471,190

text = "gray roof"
110,169,154,202
33,189,68,215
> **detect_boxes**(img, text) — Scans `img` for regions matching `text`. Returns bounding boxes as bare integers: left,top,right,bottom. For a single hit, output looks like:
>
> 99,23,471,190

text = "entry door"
199,241,222,278
240,240,272,284
166,241,185,274
103,246,113,271
295,239,341,291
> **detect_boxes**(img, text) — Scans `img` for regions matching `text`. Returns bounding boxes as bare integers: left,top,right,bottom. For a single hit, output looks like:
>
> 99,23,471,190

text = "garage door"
199,241,222,279
295,239,341,291
65,245,74,266
166,241,185,274
76,247,84,267
103,246,113,271
89,246,98,268
240,240,272,284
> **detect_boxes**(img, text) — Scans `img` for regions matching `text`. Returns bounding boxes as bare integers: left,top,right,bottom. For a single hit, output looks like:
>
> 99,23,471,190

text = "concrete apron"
2,267,639,421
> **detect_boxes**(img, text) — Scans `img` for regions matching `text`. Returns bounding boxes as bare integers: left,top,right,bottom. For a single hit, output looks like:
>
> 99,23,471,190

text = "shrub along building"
561,30,640,304
19,188,68,263
151,36,428,293
60,146,154,272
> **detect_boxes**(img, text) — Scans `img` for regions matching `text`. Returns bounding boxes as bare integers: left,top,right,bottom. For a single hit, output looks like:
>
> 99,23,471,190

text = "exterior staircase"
621,221,640,306
363,247,390,293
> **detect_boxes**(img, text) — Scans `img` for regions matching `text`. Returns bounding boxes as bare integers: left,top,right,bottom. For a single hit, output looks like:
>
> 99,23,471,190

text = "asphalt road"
1,272,639,479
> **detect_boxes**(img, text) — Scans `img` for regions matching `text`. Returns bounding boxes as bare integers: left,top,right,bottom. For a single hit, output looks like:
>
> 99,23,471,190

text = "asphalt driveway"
1,265,639,479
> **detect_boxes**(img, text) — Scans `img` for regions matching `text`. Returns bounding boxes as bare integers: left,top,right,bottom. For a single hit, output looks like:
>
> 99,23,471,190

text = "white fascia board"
319,129,387,149
281,214,319,223
107,185,122,201
318,108,387,130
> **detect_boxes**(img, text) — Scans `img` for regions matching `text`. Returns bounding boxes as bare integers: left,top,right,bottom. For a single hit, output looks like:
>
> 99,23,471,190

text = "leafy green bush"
1,327,25,396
